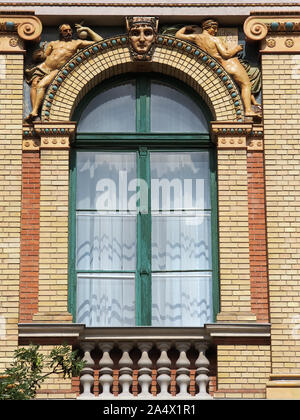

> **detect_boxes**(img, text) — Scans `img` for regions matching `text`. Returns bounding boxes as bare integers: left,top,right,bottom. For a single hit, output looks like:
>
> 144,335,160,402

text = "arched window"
69,74,219,327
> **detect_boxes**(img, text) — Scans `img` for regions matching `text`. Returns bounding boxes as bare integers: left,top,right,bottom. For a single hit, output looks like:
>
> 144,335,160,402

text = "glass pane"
152,213,212,271
150,151,211,211
76,151,137,210
77,81,136,133
151,82,209,133
76,273,135,327
76,213,136,271
152,272,213,327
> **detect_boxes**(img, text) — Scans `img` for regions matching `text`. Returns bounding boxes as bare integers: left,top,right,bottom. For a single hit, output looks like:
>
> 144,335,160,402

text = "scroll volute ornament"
243,16,268,42
244,15,300,52
17,16,43,42
0,14,42,42
0,14,42,53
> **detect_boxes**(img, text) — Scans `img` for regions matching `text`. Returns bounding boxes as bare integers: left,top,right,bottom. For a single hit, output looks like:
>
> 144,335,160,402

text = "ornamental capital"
0,13,42,53
244,14,300,52
0,13,42,41
211,121,263,151
23,121,77,151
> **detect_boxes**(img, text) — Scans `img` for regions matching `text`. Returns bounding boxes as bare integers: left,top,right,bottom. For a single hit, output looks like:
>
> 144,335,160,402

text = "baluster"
156,341,171,398
137,342,153,398
78,342,95,399
175,342,191,397
118,342,134,398
195,342,212,399
98,342,114,399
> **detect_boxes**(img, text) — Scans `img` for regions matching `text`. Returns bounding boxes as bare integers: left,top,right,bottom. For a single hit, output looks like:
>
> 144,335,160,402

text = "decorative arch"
41,34,244,123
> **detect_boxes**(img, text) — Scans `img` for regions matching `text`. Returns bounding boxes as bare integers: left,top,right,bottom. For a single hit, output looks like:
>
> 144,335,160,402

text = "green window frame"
68,74,219,326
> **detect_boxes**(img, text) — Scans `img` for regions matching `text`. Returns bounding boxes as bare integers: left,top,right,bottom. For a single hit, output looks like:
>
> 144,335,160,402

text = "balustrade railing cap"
18,322,271,346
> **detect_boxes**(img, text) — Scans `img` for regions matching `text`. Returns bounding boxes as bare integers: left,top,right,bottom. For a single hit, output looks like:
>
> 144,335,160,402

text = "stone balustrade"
18,323,271,400
77,336,212,400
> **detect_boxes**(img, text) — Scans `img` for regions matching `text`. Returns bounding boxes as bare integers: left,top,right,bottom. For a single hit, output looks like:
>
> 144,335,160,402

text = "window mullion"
136,76,151,133
136,146,152,326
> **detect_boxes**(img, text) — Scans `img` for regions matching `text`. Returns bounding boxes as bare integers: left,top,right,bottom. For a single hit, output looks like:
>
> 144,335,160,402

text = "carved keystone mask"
126,16,159,61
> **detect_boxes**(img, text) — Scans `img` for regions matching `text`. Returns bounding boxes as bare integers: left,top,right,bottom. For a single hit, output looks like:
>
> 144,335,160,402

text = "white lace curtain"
75,151,213,327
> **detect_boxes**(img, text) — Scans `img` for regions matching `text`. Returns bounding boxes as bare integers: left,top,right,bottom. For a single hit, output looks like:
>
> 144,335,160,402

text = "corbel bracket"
211,121,264,151
23,121,77,151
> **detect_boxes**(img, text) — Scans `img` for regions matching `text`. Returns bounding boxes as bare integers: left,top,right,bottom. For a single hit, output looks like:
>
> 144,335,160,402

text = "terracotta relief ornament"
24,23,103,123
176,19,261,117
126,16,159,61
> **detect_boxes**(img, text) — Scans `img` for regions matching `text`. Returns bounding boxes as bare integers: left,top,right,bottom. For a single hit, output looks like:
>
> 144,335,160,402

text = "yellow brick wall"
262,54,300,373
35,345,76,399
0,54,23,370
216,345,271,399
216,147,255,322
33,149,72,322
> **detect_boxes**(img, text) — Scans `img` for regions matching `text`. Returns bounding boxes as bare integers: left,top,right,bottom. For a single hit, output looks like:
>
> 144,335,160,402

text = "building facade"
0,0,300,400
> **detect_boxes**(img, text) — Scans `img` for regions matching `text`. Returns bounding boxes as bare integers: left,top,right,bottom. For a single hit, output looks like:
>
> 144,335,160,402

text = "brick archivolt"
41,35,244,123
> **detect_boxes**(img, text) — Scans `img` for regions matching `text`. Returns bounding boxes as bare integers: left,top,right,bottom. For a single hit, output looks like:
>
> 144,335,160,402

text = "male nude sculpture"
176,19,258,117
25,23,103,122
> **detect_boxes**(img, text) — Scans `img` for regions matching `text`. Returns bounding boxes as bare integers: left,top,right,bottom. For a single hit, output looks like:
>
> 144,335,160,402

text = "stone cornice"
1,2,300,7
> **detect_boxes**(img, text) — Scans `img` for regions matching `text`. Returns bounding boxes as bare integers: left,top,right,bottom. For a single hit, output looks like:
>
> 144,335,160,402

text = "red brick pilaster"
247,151,269,322
19,151,40,322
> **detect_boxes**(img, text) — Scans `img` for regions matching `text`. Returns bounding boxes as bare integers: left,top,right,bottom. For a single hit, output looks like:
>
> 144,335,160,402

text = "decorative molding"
217,136,247,149
211,121,263,150
263,33,300,52
0,14,42,42
1,2,300,8
23,121,77,150
22,125,40,150
0,33,24,53
211,122,253,137
247,123,264,151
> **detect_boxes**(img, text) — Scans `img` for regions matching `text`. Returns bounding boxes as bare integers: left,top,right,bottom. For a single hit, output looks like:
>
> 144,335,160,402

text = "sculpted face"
204,22,218,36
129,24,155,54
60,24,73,41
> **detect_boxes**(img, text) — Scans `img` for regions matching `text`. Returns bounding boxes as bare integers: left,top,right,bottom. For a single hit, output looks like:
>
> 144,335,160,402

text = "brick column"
31,122,76,323
0,13,41,369
247,149,269,323
211,122,257,323
19,147,40,322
